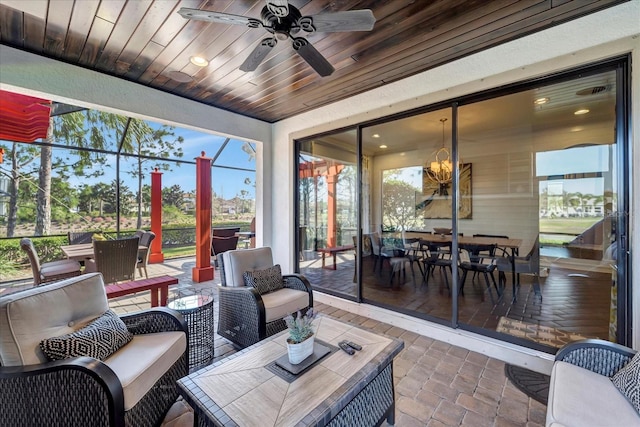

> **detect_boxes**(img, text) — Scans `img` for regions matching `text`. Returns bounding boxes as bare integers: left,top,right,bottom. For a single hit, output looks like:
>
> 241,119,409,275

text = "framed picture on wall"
415,163,472,219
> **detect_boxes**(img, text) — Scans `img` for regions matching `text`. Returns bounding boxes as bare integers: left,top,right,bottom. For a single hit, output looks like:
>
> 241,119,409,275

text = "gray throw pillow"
611,352,640,414
40,309,133,361
243,264,283,295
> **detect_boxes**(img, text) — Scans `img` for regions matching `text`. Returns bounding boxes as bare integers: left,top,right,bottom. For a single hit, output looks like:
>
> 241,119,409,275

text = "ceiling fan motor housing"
261,4,303,39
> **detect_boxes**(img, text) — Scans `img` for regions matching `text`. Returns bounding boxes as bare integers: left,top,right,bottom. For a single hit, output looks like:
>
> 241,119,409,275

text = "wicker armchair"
217,247,313,348
0,273,189,427
211,227,240,267
67,231,97,245
85,237,140,284
20,237,81,286
547,339,638,426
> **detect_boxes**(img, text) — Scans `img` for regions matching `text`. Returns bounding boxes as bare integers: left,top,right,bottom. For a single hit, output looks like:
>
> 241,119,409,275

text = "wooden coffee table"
177,315,403,427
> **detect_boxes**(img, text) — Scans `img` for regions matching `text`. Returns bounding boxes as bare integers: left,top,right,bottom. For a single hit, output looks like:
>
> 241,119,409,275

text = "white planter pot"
287,335,314,364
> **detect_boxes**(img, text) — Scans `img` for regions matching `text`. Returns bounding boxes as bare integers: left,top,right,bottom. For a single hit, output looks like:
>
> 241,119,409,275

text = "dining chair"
458,244,500,304
496,237,541,302
136,231,156,279
20,238,82,286
84,237,139,284
472,233,510,257
367,232,394,275
421,242,454,293
401,232,426,282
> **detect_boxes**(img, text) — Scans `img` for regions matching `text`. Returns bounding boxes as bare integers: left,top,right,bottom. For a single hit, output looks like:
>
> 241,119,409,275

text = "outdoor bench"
105,274,178,307
318,245,355,270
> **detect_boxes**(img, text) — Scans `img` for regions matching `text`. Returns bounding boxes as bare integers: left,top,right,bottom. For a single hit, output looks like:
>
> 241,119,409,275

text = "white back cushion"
0,273,109,366
222,247,274,287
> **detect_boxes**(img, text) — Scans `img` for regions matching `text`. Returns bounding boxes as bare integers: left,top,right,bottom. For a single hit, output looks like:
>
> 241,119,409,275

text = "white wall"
272,2,640,348
0,45,273,247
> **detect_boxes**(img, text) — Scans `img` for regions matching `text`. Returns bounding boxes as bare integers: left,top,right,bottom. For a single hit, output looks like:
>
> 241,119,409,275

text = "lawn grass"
164,246,196,258
539,217,601,235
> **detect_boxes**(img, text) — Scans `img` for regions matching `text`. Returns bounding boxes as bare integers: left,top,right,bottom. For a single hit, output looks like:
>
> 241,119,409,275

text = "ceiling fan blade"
304,10,376,33
266,0,289,18
292,38,334,77
240,38,278,72
178,7,258,27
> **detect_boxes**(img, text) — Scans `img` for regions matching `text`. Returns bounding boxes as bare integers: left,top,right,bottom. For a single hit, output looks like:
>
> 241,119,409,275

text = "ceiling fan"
178,0,376,77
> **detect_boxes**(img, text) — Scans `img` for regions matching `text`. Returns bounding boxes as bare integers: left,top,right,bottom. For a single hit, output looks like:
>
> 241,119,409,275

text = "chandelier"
426,118,453,191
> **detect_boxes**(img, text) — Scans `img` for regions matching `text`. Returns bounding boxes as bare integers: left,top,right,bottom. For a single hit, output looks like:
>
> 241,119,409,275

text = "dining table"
60,242,147,261
403,233,523,289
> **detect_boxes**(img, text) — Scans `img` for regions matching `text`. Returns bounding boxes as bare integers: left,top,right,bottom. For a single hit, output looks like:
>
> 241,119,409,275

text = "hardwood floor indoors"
301,251,612,350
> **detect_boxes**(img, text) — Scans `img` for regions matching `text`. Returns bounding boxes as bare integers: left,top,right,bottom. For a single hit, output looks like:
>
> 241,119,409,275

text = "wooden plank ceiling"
0,0,625,123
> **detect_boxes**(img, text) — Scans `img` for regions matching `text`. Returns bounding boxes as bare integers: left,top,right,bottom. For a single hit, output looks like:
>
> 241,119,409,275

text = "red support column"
324,165,344,248
149,168,164,263
326,173,338,248
192,152,214,282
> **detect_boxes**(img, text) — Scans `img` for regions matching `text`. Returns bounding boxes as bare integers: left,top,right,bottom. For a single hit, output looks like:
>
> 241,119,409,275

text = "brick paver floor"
3,256,547,426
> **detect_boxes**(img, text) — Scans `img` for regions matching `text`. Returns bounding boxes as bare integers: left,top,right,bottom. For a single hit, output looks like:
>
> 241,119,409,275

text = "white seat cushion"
261,288,310,323
546,361,640,427
40,259,81,277
0,273,108,366
222,247,273,287
104,331,186,411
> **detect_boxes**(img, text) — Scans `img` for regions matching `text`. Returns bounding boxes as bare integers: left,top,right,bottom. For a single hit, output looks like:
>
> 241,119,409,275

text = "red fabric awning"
0,90,52,143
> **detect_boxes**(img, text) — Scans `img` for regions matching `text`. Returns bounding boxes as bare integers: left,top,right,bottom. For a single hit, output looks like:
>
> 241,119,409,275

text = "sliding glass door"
297,130,358,299
294,58,630,349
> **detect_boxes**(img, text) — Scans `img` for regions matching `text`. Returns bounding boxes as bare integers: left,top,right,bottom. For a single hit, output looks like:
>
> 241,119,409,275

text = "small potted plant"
284,309,317,364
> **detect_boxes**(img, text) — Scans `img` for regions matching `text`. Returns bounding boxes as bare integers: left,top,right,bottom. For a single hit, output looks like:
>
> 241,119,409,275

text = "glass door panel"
360,109,454,324
457,69,617,348
297,130,358,299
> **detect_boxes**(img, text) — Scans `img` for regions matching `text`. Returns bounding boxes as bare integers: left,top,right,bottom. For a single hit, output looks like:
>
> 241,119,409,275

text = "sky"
42,123,257,200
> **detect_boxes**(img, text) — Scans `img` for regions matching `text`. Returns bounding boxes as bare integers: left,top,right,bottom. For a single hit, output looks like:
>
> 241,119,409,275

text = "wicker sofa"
547,339,639,426
0,273,188,427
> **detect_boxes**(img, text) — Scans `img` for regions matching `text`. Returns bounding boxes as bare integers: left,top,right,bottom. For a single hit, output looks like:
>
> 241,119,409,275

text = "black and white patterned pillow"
243,264,283,295
40,310,133,361
611,352,640,414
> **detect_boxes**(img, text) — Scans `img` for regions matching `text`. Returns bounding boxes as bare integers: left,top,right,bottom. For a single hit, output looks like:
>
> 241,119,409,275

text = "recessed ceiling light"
570,127,584,132
574,109,590,115
190,56,209,67
166,71,194,83
372,134,380,138
534,97,549,105
379,145,387,149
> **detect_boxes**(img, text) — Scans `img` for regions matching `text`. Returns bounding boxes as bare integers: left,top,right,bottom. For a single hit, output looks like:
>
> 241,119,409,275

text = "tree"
117,118,184,228
163,185,184,209
3,142,41,236
35,119,54,235
136,184,152,216
105,180,134,216
381,179,422,231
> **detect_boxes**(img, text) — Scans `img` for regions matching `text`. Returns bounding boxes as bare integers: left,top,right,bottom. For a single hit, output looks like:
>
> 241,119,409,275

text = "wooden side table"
168,293,214,372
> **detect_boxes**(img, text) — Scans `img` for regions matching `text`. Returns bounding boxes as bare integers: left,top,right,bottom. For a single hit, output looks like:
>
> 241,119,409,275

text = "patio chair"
136,231,156,279
67,231,96,245
211,227,240,267
0,273,188,427
217,247,313,348
20,237,81,286
84,237,140,284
